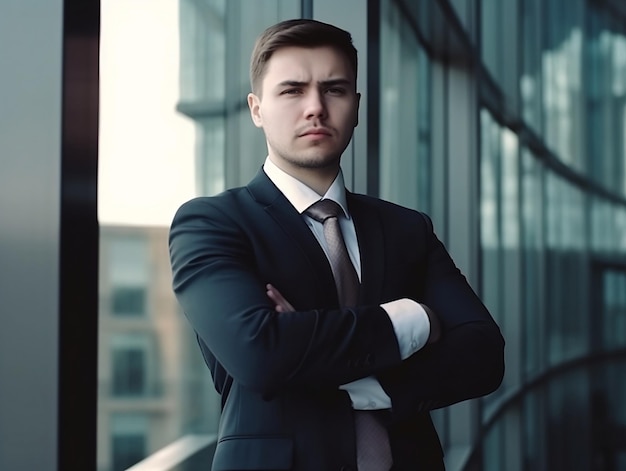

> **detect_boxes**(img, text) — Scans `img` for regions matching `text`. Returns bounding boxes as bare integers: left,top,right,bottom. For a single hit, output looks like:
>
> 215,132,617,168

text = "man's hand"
266,283,295,312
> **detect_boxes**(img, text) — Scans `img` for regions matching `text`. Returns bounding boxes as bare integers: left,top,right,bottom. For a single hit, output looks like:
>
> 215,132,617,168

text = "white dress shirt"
263,157,430,410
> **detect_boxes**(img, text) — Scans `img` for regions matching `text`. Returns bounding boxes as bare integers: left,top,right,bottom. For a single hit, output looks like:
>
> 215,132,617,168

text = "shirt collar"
263,156,350,218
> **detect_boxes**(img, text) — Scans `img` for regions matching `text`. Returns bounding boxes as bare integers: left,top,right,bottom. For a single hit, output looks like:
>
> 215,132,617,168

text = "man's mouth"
300,128,332,137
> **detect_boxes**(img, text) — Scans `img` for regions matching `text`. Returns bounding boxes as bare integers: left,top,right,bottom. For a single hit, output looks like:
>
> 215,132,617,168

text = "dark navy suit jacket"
169,169,505,471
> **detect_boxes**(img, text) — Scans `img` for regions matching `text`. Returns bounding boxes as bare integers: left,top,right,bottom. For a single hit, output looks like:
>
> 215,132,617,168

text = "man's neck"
269,158,340,196
293,169,339,196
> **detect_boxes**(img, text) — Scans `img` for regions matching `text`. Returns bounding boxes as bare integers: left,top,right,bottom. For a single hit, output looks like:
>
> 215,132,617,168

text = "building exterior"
97,225,219,471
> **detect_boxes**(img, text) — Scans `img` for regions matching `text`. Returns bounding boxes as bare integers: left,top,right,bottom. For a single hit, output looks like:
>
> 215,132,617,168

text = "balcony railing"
125,434,217,471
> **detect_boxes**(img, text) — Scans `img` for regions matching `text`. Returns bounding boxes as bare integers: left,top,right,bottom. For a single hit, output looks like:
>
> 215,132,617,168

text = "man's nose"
304,90,327,119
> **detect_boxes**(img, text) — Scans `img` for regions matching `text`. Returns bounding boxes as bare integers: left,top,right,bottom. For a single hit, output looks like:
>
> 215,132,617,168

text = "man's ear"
247,93,263,128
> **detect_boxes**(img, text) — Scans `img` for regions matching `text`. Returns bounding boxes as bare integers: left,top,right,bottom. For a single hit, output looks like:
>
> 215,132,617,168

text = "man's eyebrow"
276,80,308,88
319,78,352,87
275,78,353,88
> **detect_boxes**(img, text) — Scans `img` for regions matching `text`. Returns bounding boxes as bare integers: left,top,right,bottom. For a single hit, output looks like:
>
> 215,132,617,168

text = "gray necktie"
305,199,359,306
305,199,393,471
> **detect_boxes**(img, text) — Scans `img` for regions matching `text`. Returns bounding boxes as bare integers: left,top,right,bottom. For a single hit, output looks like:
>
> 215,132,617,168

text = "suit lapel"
347,194,386,305
247,171,387,307
247,170,339,306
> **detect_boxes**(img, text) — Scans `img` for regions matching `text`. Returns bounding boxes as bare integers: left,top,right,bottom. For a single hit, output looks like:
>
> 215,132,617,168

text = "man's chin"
289,152,341,170
295,159,340,170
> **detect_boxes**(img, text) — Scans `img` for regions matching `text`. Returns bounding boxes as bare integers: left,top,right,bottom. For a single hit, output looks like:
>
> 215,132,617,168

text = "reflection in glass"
586,9,626,196
521,149,544,376
501,128,519,250
479,109,502,328
379,0,431,212
480,0,502,84
545,172,588,364
480,0,626,468
480,110,521,405
483,418,504,471
522,391,545,471
542,0,584,171
547,370,591,470
520,0,542,133
601,269,626,350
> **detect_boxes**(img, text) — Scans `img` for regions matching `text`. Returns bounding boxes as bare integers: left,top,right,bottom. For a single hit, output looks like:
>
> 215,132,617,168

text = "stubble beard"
284,152,341,170
272,143,343,171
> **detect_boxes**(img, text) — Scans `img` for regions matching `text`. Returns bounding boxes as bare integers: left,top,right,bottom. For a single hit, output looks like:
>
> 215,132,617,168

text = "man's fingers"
266,283,295,312
266,284,284,304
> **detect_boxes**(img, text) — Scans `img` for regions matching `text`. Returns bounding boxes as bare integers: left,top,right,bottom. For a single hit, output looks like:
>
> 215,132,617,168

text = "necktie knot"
305,199,343,223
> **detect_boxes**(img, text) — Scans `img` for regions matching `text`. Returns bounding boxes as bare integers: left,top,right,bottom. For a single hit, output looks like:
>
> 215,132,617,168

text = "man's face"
248,46,360,175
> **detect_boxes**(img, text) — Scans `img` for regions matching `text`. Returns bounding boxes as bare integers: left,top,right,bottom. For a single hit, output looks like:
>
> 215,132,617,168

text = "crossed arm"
170,198,504,414
263,209,503,415
267,283,441,344
265,281,499,418
267,283,445,411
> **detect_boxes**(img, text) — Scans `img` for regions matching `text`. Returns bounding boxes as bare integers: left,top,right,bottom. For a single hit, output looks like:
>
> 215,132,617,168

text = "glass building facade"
2,0,626,470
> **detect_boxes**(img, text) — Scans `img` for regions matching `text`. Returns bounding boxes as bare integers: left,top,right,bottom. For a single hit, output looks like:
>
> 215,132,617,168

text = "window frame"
58,0,100,469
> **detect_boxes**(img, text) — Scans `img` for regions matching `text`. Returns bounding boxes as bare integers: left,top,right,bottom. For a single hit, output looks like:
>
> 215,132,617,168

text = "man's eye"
326,87,346,95
281,89,302,95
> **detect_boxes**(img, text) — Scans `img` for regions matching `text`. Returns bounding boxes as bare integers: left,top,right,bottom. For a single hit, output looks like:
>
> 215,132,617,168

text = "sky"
98,0,196,227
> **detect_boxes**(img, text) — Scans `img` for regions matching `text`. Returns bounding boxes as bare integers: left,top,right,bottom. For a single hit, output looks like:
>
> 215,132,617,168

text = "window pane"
108,236,148,316
542,0,584,171
112,434,145,471
110,414,148,471
379,0,432,212
112,346,146,396
111,286,145,316
479,109,502,325
483,419,504,471
521,149,545,376
520,0,542,133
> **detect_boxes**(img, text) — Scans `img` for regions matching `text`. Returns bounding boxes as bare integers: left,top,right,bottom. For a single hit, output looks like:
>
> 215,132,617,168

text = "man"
169,19,504,471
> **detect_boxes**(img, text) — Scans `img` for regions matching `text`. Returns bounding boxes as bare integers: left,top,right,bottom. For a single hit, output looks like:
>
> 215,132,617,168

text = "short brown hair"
250,19,358,95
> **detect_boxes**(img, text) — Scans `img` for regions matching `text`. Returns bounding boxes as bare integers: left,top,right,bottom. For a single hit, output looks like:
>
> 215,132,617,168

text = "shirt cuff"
339,376,392,410
381,298,430,359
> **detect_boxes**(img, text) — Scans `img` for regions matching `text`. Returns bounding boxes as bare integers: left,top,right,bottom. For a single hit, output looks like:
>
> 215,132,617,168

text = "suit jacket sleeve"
378,213,505,419
169,196,403,398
